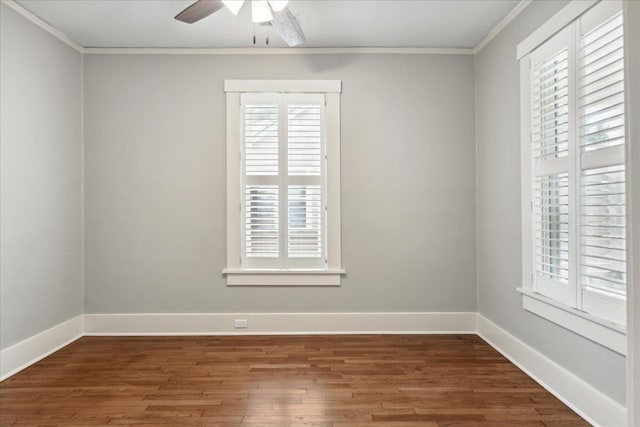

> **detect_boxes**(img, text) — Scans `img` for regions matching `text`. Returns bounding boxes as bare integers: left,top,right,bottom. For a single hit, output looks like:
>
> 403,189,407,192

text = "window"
224,80,343,285
519,0,627,353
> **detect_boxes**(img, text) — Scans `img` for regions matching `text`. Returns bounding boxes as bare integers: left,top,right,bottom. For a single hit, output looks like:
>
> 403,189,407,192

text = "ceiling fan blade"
175,0,224,24
270,7,306,47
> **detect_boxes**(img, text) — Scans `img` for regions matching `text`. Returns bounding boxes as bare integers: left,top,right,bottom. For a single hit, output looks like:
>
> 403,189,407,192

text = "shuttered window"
525,3,626,325
225,80,342,285
240,93,326,270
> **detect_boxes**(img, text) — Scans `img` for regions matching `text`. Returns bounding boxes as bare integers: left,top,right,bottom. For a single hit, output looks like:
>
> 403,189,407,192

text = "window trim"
518,0,628,350
224,80,343,286
517,287,626,355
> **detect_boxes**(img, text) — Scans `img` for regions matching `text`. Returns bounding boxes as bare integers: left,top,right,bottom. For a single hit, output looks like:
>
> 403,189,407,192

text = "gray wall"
475,0,626,405
83,54,477,313
0,4,84,349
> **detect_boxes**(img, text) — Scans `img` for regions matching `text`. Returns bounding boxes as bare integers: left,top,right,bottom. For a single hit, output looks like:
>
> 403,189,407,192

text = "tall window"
224,81,342,286
520,0,627,349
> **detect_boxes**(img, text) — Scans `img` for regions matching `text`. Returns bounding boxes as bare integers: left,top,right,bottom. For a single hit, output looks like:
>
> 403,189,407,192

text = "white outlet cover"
234,319,248,328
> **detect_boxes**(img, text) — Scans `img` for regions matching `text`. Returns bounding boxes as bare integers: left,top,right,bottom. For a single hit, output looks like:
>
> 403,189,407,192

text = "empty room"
0,0,638,425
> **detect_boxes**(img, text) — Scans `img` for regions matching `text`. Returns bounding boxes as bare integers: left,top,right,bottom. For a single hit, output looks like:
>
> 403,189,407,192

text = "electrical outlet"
234,319,248,329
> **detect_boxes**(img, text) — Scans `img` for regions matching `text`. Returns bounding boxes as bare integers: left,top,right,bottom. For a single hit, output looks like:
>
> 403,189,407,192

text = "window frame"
518,0,627,355
223,80,344,286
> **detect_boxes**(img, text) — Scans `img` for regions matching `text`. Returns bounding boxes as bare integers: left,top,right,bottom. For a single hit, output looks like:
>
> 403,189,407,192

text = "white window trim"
517,287,626,355
518,0,628,351
224,80,343,286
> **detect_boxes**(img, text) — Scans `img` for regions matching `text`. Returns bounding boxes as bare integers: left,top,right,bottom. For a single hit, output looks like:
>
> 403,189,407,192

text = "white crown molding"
82,47,474,55
1,0,83,53
0,315,83,381
474,0,532,54
477,314,627,427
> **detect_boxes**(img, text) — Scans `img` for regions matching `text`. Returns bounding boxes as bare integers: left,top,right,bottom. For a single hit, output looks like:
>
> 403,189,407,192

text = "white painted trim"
477,314,627,427
517,0,598,59
224,79,341,93
325,92,342,273
0,315,83,381
83,312,477,335
0,0,83,53
518,288,626,354
225,271,343,286
474,0,532,54
624,1,640,424
222,269,346,275
225,92,241,273
83,47,474,55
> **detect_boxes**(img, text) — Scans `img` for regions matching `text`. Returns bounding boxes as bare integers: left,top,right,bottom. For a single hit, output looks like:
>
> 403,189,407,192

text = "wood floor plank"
0,335,589,426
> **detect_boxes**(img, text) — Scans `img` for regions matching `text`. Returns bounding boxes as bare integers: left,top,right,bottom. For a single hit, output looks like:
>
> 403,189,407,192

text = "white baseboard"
477,314,627,427
0,315,83,381
83,312,477,335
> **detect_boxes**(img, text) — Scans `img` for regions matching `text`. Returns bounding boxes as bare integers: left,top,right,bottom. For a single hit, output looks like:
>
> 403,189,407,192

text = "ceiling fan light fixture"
251,0,273,23
267,0,288,12
222,0,245,15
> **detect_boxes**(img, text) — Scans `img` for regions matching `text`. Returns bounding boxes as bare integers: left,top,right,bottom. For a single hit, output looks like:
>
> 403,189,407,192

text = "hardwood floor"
0,334,588,426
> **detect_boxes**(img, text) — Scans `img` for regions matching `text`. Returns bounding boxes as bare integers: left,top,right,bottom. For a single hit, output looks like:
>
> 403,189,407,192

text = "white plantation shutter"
530,26,576,305
240,93,326,269
242,95,281,265
287,99,324,262
525,2,626,326
577,9,626,324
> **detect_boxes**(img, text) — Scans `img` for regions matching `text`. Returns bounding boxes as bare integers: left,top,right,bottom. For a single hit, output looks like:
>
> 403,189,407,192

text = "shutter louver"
580,165,626,295
288,104,322,176
245,185,279,258
534,173,570,284
531,48,570,160
245,104,278,175
288,185,322,258
579,13,625,152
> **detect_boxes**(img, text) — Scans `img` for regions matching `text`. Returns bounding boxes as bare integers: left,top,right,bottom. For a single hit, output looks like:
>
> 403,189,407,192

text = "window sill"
517,287,626,355
223,269,345,286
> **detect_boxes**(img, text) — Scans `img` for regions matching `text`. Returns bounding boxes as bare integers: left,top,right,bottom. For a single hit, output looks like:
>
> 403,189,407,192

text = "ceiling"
15,0,521,49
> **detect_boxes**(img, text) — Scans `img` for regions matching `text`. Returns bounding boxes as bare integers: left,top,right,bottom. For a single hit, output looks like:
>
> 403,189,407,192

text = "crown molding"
474,0,532,54
1,0,83,53
82,47,474,55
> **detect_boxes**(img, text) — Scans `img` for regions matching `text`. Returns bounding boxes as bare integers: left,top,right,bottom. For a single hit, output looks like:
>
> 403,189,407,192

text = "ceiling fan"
175,0,306,47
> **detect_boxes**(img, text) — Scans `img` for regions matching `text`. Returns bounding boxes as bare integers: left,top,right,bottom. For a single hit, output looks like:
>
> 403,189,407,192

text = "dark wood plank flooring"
0,334,589,426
